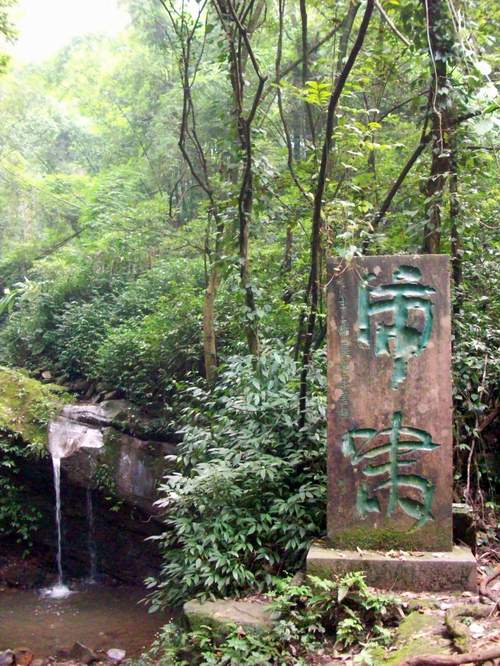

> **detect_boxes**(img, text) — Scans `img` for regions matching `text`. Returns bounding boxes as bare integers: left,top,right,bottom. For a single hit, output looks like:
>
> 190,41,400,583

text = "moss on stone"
367,611,451,665
0,366,72,448
329,523,450,551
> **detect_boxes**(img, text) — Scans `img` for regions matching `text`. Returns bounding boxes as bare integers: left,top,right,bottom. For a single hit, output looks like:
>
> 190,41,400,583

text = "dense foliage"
139,573,402,665
148,349,326,607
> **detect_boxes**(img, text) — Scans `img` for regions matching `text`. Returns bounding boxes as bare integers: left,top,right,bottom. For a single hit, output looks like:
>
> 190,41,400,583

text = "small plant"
134,573,402,665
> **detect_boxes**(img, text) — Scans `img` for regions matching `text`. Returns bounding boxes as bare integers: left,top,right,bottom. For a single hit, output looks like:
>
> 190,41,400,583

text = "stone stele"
307,255,476,591
328,255,452,551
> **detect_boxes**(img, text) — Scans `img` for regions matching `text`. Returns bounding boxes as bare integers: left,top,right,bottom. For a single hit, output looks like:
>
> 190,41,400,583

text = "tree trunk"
213,0,265,357
299,0,316,146
298,0,375,426
239,118,261,356
449,133,462,315
422,0,451,254
203,262,221,384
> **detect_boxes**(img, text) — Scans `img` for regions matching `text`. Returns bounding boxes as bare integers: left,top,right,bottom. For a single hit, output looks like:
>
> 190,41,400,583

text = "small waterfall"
42,415,103,599
42,452,72,599
53,456,64,584
86,488,98,582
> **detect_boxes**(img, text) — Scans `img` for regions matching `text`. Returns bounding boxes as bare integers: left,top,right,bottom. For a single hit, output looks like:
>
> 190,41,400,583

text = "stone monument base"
306,543,477,592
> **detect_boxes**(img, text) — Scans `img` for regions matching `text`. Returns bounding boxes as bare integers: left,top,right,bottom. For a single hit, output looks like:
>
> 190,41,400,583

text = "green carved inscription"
342,411,440,530
358,265,435,387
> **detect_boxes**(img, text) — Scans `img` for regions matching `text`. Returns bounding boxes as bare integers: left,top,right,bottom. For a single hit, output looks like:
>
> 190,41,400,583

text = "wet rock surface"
49,401,177,515
16,456,163,583
104,650,125,663
4,395,178,584
13,649,34,666
66,643,97,665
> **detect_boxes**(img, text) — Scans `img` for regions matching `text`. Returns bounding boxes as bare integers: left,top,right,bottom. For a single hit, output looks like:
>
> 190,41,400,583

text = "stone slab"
184,598,277,634
306,543,477,592
327,255,453,551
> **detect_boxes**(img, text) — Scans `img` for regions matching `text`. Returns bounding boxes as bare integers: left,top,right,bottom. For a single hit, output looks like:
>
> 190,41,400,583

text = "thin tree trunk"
203,263,221,383
298,0,375,426
212,0,266,357
449,132,462,316
161,0,224,383
299,0,316,146
422,0,451,254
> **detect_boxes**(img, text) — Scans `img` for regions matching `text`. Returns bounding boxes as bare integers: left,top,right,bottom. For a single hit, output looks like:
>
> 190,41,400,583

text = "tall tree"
298,0,375,426
421,0,453,253
212,0,266,357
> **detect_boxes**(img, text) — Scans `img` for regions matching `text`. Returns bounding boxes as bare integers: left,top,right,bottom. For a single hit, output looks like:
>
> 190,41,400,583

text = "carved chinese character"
342,411,440,530
358,265,436,388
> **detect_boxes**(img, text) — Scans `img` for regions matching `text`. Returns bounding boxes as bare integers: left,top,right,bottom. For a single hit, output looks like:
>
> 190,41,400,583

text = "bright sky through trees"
9,0,129,62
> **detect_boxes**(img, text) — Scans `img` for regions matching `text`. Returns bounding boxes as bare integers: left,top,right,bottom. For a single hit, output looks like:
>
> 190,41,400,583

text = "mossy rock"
367,611,451,665
0,366,72,448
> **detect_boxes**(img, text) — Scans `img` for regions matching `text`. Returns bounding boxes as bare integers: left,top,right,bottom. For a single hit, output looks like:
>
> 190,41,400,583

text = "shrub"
0,430,42,549
147,346,327,608
94,291,204,405
139,573,401,665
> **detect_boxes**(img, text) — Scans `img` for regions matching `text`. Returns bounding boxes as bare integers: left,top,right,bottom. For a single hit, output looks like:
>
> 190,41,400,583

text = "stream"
0,584,172,657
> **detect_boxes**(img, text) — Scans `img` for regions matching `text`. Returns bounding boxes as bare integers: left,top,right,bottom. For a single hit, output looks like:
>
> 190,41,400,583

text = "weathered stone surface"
306,544,477,592
327,255,453,551
59,429,175,513
49,417,104,459
60,403,117,428
67,642,97,664
184,598,276,634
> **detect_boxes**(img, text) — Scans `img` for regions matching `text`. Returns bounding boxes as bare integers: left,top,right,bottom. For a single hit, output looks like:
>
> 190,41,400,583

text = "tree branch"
374,0,411,46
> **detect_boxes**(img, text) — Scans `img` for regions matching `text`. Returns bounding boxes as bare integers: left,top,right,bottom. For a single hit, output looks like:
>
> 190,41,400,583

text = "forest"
0,0,498,664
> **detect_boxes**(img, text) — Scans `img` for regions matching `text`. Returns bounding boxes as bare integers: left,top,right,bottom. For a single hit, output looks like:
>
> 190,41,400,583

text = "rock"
31,659,46,666
68,643,97,664
69,379,91,394
452,503,476,553
48,417,104,459
60,400,144,430
367,611,452,664
105,649,126,663
55,650,70,661
0,650,14,666
41,371,52,380
14,649,34,666
184,598,277,635
60,404,115,428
